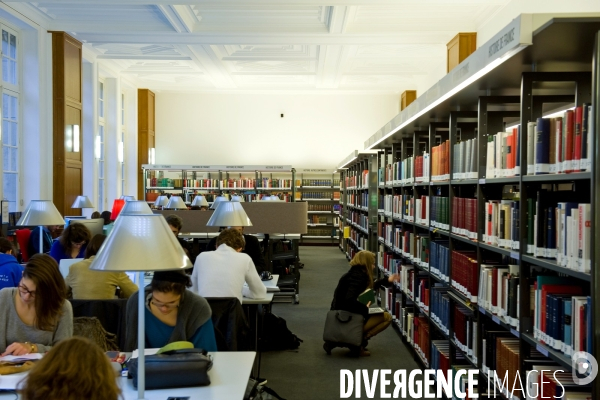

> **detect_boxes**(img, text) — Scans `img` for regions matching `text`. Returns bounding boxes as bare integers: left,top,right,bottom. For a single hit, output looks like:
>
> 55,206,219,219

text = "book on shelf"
451,197,477,239
526,105,593,175
453,304,478,362
430,285,450,334
430,240,449,281
413,316,430,365
431,140,450,181
453,138,478,179
478,264,519,327
414,151,430,182
486,127,520,178
430,196,449,230
483,199,519,250
450,250,479,302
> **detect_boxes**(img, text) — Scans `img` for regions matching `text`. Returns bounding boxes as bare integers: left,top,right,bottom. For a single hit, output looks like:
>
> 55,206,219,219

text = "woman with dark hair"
66,234,137,299
19,336,121,400
325,250,399,357
49,223,91,263
124,270,216,352
0,254,73,356
0,237,23,290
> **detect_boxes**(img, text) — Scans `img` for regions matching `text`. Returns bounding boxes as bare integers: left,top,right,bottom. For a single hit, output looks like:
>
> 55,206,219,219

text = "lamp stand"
137,271,146,400
39,226,44,256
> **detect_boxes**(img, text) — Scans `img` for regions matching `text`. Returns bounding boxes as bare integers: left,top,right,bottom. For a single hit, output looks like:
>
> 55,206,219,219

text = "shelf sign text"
489,27,515,58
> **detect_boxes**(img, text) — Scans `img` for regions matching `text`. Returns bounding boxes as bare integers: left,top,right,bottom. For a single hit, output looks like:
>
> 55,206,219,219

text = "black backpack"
259,312,302,351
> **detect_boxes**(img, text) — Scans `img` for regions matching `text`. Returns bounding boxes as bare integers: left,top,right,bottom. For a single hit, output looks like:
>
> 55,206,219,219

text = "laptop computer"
58,258,84,278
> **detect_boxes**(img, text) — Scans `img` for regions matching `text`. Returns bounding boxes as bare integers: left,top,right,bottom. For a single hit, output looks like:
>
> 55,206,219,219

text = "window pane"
10,122,17,146
2,146,9,170
2,94,8,117
99,82,103,98
10,148,16,172
2,120,8,145
9,60,16,85
9,33,16,59
1,58,7,83
2,31,7,56
3,173,16,212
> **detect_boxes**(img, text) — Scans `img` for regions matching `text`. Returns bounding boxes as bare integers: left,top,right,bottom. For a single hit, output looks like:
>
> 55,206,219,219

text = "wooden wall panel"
138,89,155,200
52,32,83,216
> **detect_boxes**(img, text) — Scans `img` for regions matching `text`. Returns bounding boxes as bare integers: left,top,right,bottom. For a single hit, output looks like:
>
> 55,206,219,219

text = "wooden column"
52,32,83,216
137,89,155,200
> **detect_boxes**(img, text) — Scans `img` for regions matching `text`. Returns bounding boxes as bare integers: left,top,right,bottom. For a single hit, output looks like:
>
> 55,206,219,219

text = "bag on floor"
323,310,364,347
259,312,302,351
244,379,287,400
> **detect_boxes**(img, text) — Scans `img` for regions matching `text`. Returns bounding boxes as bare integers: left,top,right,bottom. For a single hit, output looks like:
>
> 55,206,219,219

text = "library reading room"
0,1,599,400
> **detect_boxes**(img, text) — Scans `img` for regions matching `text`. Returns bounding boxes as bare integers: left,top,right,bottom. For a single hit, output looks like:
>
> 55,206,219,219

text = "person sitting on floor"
66,234,137,299
124,270,217,352
0,238,23,290
49,223,91,263
191,228,266,304
325,250,399,357
0,254,73,356
19,336,121,400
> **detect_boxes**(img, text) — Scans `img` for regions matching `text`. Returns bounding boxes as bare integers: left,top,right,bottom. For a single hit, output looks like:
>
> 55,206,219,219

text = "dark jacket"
330,265,389,319
207,234,266,274
28,226,53,256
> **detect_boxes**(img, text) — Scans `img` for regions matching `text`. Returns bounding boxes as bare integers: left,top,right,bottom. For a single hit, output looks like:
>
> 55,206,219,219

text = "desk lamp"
231,194,244,202
165,196,187,210
71,195,94,209
261,195,272,201
89,213,191,400
206,201,252,227
120,195,136,202
269,195,280,201
210,195,228,210
191,195,209,207
120,200,153,215
154,195,169,209
110,199,126,221
16,200,66,256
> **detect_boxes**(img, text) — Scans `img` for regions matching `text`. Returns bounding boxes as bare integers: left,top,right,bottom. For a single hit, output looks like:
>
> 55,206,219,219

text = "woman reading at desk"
0,254,73,356
124,270,217,351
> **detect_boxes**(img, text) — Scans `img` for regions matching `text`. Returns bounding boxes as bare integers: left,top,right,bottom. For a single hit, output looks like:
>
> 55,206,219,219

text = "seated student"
0,238,23,290
66,234,137,299
28,225,59,256
19,336,121,400
0,254,73,356
124,270,217,352
90,211,101,219
49,223,91,263
192,228,266,303
206,226,266,274
165,214,195,264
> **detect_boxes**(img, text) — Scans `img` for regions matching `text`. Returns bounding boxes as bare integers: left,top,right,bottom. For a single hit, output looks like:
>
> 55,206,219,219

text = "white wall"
155,92,399,169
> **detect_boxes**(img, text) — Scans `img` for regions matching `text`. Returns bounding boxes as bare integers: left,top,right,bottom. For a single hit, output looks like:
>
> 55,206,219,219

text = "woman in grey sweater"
0,254,72,356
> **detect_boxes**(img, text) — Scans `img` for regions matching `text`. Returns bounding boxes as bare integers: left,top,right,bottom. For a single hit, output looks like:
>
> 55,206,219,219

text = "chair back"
15,229,31,262
205,297,250,351
68,298,128,351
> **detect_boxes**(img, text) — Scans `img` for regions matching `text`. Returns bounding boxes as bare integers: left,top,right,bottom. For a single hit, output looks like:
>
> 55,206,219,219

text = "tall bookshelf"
295,170,341,245
339,16,600,399
142,165,296,204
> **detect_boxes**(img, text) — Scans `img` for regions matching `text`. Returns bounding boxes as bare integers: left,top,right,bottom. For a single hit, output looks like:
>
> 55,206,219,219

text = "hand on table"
388,273,400,283
1,342,34,356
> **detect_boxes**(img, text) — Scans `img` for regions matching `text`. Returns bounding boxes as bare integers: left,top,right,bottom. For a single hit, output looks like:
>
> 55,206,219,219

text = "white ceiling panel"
13,0,513,93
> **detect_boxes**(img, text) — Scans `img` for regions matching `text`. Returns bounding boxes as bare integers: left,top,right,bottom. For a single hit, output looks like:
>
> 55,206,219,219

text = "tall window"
2,28,19,212
120,93,125,195
98,80,105,210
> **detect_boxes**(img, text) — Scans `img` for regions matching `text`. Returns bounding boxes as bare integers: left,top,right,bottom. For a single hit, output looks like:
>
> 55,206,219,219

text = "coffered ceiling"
10,0,511,93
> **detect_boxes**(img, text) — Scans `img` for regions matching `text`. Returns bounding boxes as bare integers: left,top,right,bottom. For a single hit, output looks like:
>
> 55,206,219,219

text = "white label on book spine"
549,164,557,173
527,165,533,175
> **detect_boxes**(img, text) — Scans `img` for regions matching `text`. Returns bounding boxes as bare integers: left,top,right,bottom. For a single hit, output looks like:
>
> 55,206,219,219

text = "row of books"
298,179,339,187
483,199,520,250
533,276,592,357
430,240,449,282
345,170,369,188
347,193,368,209
451,197,478,239
306,227,335,236
450,250,479,302
413,316,430,367
302,191,332,199
430,285,450,335
526,366,592,400
349,211,368,232
453,138,478,179
527,105,593,175
220,178,257,188
431,140,450,181
397,232,429,268
414,152,430,182
478,264,520,328
307,204,335,211
486,128,521,178
348,229,368,249
453,304,478,364
414,276,429,313
256,178,293,188
527,194,591,274
430,196,450,231
308,215,327,224
430,342,478,399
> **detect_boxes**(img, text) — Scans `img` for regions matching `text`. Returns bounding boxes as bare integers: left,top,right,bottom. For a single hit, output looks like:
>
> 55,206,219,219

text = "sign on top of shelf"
363,13,534,150
142,164,293,171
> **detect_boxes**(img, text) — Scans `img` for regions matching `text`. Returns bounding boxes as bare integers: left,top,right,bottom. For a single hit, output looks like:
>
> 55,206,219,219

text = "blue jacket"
0,253,23,290
49,241,87,264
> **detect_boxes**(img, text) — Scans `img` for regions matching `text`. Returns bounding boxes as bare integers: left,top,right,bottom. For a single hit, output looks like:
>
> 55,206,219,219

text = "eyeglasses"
151,297,180,310
18,284,36,298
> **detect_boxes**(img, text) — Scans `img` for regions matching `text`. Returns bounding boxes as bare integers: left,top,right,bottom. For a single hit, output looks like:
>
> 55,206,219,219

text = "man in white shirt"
191,228,267,303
